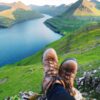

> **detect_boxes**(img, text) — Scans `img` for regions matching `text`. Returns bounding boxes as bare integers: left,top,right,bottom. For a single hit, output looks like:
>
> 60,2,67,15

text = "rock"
83,72,87,76
29,91,34,96
89,65,92,67
92,70,97,74
0,77,8,84
96,84,100,93
82,92,88,96
76,68,100,99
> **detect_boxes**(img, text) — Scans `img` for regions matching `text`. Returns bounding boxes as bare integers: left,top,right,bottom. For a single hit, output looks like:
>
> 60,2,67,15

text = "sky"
0,0,100,6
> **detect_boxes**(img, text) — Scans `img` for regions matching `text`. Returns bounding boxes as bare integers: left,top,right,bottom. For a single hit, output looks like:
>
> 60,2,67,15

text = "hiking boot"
59,58,78,95
42,48,58,94
57,58,84,99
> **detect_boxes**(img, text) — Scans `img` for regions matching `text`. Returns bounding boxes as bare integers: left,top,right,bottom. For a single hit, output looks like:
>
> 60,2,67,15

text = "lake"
0,14,61,66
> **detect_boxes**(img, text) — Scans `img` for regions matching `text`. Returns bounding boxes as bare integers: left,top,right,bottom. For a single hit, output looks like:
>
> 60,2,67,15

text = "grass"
45,17,89,33
0,63,43,99
0,47,99,99
45,11,100,35
0,27,100,99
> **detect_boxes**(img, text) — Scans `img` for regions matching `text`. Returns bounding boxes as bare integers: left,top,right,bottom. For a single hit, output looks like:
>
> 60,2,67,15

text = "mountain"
30,4,70,16
44,0,100,34
63,0,100,16
10,1,31,10
0,1,43,27
91,0,100,9
0,1,31,20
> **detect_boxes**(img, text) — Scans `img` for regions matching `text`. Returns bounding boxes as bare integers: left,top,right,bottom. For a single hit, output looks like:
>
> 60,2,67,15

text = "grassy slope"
45,16,93,34
0,27,100,99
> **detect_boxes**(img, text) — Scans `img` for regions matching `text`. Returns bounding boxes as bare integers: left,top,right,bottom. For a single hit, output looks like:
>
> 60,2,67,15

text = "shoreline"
44,20,64,36
0,15,44,28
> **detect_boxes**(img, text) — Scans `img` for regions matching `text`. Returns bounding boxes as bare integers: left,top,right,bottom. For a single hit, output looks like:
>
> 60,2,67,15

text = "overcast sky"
0,0,100,6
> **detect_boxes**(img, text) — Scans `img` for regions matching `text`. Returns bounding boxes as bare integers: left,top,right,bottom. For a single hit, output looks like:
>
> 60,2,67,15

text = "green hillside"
45,0,100,34
13,9,43,23
0,25,100,99
0,16,14,27
45,16,91,34
0,9,43,28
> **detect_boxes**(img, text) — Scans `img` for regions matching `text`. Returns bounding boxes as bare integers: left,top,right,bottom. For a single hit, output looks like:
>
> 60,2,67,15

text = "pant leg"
46,83,75,100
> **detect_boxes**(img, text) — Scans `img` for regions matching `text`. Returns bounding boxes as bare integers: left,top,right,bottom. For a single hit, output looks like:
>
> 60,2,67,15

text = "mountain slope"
10,1,31,11
0,1,43,27
0,25,100,99
0,1,31,19
63,0,100,16
44,0,100,34
74,0,100,16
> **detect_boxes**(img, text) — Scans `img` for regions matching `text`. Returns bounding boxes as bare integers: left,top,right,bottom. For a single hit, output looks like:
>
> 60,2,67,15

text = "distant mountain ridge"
30,4,70,16
0,1,31,13
9,1,31,11
0,1,43,27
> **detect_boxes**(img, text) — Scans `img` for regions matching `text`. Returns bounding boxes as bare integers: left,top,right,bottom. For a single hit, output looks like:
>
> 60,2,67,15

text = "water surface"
0,14,61,66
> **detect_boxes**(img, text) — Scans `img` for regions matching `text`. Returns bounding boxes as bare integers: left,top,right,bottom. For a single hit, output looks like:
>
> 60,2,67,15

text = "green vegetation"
0,64,43,99
0,9,43,28
45,17,91,34
0,26,100,99
13,9,43,23
0,16,14,28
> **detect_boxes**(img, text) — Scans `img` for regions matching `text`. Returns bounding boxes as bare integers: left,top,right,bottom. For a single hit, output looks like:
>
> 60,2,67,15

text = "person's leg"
42,49,75,100
42,48,59,94
47,83,75,100
58,58,83,100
